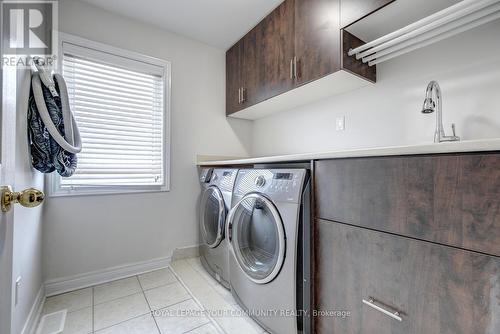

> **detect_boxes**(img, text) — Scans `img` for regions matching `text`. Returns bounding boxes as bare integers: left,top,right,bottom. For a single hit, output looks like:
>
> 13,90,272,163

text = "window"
50,34,170,196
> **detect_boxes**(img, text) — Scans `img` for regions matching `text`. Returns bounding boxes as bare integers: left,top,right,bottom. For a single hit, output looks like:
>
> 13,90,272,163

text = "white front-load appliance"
227,168,311,334
199,168,238,289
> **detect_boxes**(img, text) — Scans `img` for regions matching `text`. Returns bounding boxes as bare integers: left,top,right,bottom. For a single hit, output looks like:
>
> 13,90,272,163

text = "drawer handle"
362,298,403,322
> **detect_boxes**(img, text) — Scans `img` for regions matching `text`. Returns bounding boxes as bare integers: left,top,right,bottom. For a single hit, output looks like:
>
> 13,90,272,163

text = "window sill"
47,185,170,198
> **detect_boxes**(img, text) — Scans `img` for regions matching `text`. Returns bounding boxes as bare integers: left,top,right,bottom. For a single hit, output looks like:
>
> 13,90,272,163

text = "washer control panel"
268,172,301,195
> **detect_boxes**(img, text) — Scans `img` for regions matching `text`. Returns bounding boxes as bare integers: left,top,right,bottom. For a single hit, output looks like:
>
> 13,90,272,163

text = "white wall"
42,0,252,281
251,21,500,156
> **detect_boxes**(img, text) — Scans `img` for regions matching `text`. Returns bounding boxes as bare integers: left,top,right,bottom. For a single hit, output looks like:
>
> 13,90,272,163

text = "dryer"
199,168,237,289
227,168,311,334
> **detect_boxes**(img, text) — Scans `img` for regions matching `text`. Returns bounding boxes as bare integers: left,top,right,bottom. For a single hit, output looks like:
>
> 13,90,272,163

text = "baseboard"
172,245,200,261
21,285,45,334
44,256,171,297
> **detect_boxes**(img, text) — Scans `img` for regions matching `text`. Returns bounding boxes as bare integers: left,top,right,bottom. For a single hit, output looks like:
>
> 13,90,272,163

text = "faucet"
421,81,460,143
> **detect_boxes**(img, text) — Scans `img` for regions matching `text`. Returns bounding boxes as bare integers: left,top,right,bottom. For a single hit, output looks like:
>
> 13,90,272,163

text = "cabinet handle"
238,88,242,104
362,298,403,322
290,58,294,79
241,88,246,103
293,56,298,79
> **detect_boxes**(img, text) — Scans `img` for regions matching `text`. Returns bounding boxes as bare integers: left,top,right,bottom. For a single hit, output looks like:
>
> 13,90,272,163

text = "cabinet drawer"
315,153,500,256
315,219,500,334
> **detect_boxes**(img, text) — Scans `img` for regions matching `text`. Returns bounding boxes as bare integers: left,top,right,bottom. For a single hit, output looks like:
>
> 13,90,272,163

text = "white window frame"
49,33,171,197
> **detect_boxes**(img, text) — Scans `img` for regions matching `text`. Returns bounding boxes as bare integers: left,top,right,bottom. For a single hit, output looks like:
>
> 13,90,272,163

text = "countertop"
197,139,500,166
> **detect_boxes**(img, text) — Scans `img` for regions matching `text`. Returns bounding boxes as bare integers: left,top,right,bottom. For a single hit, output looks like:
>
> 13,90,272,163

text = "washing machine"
227,168,311,334
199,168,238,289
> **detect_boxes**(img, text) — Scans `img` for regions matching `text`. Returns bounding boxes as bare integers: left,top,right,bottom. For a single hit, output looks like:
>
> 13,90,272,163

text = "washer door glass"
230,194,285,284
200,186,225,248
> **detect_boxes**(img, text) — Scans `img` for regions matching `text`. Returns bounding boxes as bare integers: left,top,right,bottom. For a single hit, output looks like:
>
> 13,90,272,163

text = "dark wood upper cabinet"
315,219,500,334
340,0,395,28
240,27,260,108
315,153,500,257
226,41,242,115
226,0,391,117
294,0,341,86
226,28,259,115
256,0,295,103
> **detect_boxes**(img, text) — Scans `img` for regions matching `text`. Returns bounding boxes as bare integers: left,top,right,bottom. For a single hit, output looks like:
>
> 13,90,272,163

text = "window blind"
60,48,165,189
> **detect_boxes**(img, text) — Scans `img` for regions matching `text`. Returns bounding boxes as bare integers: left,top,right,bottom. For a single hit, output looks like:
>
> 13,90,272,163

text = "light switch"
336,116,345,131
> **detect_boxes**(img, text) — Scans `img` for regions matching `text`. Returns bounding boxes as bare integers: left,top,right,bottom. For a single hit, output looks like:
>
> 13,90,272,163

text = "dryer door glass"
230,194,285,284
200,186,225,248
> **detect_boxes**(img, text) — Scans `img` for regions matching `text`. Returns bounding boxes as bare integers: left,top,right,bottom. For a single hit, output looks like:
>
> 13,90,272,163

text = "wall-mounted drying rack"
348,0,500,66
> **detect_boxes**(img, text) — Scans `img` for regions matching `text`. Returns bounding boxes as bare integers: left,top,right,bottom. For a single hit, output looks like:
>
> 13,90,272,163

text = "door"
200,186,226,248
0,64,17,334
256,0,295,103
295,0,341,86
228,193,286,284
1,56,45,334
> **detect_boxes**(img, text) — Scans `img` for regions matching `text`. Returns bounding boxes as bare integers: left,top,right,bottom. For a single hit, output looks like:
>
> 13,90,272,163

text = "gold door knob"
1,186,45,213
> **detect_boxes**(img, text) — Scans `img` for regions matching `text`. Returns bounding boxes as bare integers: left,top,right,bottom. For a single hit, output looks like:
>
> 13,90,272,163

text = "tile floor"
37,258,267,334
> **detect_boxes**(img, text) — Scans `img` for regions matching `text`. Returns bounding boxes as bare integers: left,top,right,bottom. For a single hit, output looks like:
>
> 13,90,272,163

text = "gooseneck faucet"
421,81,460,143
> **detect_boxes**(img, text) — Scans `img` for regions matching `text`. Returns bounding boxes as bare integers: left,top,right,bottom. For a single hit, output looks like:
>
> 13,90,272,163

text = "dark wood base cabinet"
314,219,500,334
313,153,500,334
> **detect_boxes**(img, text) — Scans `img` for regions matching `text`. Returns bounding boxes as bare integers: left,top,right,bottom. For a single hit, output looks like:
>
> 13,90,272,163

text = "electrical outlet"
336,116,345,131
15,276,21,305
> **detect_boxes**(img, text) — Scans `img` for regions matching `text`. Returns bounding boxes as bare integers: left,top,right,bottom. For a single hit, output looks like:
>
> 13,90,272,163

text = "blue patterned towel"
28,73,77,177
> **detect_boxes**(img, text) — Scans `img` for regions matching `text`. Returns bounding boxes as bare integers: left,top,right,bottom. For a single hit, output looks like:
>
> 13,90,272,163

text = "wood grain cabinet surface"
240,27,260,108
226,41,242,114
294,0,341,86
314,219,500,334
315,153,500,256
256,0,295,103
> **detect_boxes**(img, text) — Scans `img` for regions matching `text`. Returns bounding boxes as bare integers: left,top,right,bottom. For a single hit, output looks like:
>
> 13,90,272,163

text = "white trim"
57,32,170,71
44,256,171,297
48,32,172,197
21,285,45,334
62,42,165,76
172,245,200,261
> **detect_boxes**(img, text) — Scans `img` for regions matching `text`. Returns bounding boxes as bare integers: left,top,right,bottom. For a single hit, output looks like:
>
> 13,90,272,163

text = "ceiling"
79,0,283,49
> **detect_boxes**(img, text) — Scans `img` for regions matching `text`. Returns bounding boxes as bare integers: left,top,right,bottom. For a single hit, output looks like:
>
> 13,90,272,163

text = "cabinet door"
315,153,500,257
256,0,295,103
315,219,500,334
240,27,259,108
295,0,341,86
341,0,395,27
226,41,242,116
